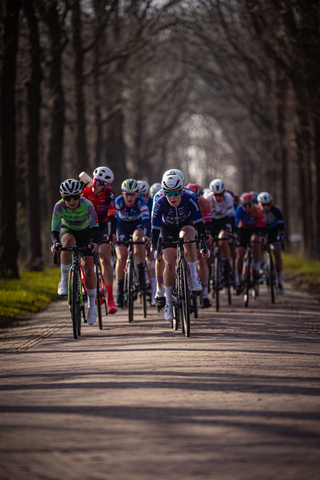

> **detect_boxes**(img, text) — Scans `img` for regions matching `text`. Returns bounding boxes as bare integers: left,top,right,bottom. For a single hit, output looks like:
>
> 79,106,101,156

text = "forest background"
0,0,319,278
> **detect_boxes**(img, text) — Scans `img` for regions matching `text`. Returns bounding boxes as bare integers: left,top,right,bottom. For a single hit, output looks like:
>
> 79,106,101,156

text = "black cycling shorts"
160,219,195,250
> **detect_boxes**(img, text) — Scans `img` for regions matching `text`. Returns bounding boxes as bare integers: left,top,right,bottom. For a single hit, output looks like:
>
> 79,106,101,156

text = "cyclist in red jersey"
81,166,117,314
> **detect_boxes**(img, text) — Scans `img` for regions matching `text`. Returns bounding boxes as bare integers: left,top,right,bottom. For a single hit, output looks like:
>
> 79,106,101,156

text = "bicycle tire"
143,289,147,318
96,262,103,330
128,259,134,323
227,284,232,305
71,266,81,339
215,256,220,312
193,292,198,319
244,254,250,308
268,250,275,304
181,259,190,337
173,280,179,331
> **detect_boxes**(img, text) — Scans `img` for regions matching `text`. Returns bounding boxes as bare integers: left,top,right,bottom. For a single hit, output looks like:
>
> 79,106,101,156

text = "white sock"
61,264,71,282
164,286,173,304
202,285,208,298
151,277,157,297
87,288,96,308
188,261,198,279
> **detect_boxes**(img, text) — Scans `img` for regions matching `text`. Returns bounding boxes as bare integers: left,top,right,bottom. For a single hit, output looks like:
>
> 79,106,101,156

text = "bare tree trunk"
44,1,65,216
0,0,21,278
72,0,88,174
24,0,43,271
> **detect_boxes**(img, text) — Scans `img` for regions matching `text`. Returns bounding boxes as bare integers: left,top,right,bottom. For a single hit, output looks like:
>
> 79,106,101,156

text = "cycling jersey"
152,186,196,215
81,185,116,224
260,204,285,231
203,190,235,220
115,195,150,236
51,197,99,244
235,204,266,231
198,197,212,224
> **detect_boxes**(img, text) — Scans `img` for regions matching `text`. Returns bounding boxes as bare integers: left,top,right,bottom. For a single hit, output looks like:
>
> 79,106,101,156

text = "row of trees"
0,0,319,278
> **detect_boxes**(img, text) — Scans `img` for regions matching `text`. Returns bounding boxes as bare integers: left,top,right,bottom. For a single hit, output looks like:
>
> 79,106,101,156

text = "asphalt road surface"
0,282,319,480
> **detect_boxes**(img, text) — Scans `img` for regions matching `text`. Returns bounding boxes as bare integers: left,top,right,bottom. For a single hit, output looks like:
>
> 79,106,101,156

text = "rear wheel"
215,256,220,312
267,250,275,304
181,260,191,337
193,292,198,319
244,255,251,308
128,259,134,323
96,262,103,330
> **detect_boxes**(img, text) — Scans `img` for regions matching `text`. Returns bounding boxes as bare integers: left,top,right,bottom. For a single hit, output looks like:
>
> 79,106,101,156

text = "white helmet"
257,191,272,204
121,178,139,193
137,180,150,195
163,168,186,186
161,172,184,192
93,166,114,184
210,178,226,194
60,179,82,196
150,182,161,197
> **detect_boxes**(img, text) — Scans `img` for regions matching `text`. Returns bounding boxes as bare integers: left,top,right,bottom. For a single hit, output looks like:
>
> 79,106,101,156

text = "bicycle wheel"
71,266,81,339
267,250,275,304
172,279,179,331
244,255,251,308
214,256,220,312
96,261,103,330
127,259,134,323
181,259,191,337
193,292,198,319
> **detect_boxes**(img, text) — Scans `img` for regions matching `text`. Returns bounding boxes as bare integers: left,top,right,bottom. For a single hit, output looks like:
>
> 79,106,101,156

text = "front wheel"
96,262,103,330
244,256,251,308
127,259,134,323
215,256,220,312
181,259,191,337
71,266,81,339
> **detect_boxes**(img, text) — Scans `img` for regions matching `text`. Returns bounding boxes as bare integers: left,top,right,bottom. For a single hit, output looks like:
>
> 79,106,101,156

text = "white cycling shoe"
164,303,174,322
191,277,202,292
58,280,68,296
87,306,97,325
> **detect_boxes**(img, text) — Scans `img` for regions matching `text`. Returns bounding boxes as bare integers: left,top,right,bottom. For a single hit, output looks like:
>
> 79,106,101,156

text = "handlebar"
52,246,93,264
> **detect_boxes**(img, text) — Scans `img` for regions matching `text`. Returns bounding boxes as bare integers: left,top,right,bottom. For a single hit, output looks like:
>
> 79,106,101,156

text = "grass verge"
283,253,320,299
0,267,60,326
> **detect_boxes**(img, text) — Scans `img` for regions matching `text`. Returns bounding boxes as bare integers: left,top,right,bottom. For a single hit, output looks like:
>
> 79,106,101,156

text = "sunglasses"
214,192,224,197
63,194,80,202
123,192,136,197
165,190,182,197
94,178,105,186
262,202,272,207
139,193,147,198
243,203,253,208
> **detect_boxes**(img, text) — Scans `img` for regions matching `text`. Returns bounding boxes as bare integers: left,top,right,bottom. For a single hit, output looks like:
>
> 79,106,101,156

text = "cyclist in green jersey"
51,179,99,325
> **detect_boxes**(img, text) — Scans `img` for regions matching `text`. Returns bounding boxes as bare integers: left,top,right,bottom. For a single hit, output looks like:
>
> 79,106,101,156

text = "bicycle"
53,246,88,339
210,235,233,311
156,235,207,337
121,237,149,323
261,242,277,304
242,239,263,308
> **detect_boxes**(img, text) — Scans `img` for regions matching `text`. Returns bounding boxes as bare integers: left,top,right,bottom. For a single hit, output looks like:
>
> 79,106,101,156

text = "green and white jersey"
51,197,98,233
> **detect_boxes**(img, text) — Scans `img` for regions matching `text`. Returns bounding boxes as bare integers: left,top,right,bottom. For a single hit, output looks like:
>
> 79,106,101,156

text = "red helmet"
240,192,255,205
187,183,202,197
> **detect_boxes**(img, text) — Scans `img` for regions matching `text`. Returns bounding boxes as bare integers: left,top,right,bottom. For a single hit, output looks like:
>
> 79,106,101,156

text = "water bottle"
79,171,93,187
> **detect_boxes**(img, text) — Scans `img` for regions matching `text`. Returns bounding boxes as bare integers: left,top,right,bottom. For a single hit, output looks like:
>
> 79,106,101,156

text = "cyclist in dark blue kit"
151,171,208,322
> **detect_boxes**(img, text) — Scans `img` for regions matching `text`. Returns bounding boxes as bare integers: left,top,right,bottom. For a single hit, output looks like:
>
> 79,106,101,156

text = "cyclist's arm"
151,228,160,252
107,216,117,237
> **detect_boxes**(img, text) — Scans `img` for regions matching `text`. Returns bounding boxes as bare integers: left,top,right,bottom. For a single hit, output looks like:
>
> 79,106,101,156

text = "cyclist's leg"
99,234,117,313
234,232,246,294
58,228,76,295
132,227,146,288
162,246,176,322
198,252,211,307
218,228,231,283
115,225,129,307
83,254,97,325
252,233,264,282
180,225,202,291
146,249,156,305
271,243,284,293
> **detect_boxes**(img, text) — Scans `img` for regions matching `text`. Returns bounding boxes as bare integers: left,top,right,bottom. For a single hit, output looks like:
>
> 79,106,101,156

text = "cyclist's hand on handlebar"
143,236,151,248
108,234,117,244
88,242,99,253
155,249,163,262
51,242,62,253
206,233,213,247
200,248,210,259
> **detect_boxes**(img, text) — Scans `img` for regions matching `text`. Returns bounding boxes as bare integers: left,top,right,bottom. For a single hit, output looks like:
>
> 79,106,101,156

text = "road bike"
121,237,149,323
261,242,277,304
242,239,263,308
156,235,207,337
53,246,88,339
210,235,233,311
95,239,116,329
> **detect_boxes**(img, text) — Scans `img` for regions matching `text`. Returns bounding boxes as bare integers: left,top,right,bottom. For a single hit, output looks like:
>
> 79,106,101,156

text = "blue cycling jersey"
152,192,203,230
115,195,151,235
151,187,196,215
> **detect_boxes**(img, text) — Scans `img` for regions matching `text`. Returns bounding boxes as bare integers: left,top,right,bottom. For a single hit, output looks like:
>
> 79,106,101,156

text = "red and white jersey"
82,185,116,224
203,189,235,220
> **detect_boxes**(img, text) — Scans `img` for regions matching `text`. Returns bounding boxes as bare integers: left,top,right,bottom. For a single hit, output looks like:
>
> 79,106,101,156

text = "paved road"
0,283,319,480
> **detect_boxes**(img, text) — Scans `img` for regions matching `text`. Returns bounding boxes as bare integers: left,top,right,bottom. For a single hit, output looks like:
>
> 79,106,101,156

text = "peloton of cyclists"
80,166,118,314
257,192,285,294
115,179,151,308
234,192,267,295
151,170,208,322
50,179,99,325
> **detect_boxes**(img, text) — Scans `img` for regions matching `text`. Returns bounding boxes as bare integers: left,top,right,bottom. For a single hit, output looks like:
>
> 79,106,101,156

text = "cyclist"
203,179,235,284
187,183,213,308
51,179,99,325
115,179,151,308
234,192,267,294
137,180,156,305
151,171,207,322
150,182,162,198
257,191,285,294
81,166,117,314
152,169,196,309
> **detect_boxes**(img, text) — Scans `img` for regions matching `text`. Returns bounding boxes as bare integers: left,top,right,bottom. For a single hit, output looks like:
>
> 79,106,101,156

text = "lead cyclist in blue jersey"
115,179,151,307
151,171,208,322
